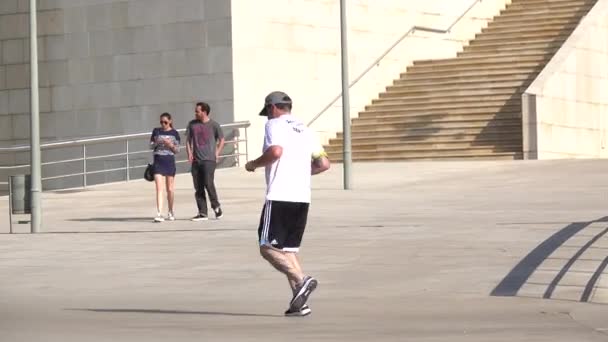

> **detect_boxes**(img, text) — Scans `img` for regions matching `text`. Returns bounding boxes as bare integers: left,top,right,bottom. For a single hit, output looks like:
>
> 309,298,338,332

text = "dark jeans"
191,160,220,215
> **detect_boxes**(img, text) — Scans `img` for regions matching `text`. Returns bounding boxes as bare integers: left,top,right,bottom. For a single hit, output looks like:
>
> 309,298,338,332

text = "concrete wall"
0,0,233,143
523,0,608,159
231,0,510,156
0,0,234,188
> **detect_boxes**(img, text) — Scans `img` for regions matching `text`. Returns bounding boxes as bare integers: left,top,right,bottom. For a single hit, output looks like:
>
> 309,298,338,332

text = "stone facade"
0,0,233,147
0,0,233,188
524,1,608,159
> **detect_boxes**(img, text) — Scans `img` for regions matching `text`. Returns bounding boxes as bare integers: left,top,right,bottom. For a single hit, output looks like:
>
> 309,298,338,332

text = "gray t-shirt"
186,119,224,162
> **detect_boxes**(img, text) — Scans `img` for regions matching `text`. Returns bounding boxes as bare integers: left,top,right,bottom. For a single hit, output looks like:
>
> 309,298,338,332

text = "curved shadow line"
491,222,590,297
581,256,608,302
544,227,608,299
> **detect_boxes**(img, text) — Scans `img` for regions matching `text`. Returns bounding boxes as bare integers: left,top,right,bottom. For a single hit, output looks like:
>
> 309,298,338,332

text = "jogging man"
245,91,330,316
186,102,225,221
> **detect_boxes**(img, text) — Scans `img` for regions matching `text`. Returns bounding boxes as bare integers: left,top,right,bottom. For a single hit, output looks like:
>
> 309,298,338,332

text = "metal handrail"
0,137,248,171
307,0,483,126
0,121,251,189
0,121,250,152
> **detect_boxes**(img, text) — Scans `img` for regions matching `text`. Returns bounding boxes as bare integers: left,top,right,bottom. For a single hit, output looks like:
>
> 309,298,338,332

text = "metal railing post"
8,177,13,234
244,126,249,163
82,145,87,188
126,140,130,182
340,0,352,190
234,129,240,167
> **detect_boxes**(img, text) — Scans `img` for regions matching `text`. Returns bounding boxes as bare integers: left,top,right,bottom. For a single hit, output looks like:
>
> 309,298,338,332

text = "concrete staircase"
326,0,597,162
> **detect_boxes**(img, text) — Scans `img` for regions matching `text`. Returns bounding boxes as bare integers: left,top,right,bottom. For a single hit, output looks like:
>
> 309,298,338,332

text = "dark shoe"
284,304,311,317
191,214,208,222
213,207,223,219
289,276,318,312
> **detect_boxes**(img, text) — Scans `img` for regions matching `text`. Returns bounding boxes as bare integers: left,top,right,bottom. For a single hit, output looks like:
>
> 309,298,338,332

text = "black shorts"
258,200,310,252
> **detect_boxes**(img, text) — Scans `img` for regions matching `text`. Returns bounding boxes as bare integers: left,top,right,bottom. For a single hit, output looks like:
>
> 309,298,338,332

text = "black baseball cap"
259,91,292,116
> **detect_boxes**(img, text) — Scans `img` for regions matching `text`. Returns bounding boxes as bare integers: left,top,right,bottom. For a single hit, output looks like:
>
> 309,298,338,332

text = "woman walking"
150,113,181,222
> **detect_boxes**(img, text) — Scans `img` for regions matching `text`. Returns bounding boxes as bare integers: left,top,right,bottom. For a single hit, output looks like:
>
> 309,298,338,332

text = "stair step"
491,10,591,23
510,0,593,3
405,64,543,78
508,0,593,5
365,97,521,111
372,95,520,107
351,119,521,132
326,140,522,153
327,148,523,161
500,1,593,10
500,4,594,16
354,112,521,125
480,23,578,35
327,142,522,155
375,96,521,106
412,54,552,67
457,48,558,59
388,79,531,92
376,95,523,104
379,86,522,99
406,63,544,74
359,104,521,118
378,89,524,102
463,39,566,52
329,144,522,153
478,19,578,34
463,46,559,55
469,34,570,47
332,131,522,144
393,73,539,87
402,70,539,82
328,153,522,162
473,31,571,43
508,0,592,5
336,126,522,139
486,17,584,30
503,2,594,10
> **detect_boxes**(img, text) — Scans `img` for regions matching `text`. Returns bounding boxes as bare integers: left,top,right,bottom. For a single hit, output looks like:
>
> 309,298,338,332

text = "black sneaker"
289,276,318,312
213,207,223,219
191,214,208,221
285,304,311,317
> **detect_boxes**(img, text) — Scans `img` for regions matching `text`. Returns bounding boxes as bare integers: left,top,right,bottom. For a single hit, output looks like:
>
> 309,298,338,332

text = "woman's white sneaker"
153,213,164,222
166,212,175,221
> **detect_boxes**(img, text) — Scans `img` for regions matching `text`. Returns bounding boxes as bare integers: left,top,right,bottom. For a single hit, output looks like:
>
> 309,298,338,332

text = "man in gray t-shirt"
186,102,225,221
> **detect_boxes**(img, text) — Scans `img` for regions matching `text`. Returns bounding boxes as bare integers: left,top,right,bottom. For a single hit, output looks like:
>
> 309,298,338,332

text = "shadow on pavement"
67,308,283,318
492,216,608,304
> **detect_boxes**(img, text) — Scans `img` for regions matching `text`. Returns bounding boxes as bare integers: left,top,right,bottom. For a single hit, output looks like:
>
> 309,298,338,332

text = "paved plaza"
1,160,608,341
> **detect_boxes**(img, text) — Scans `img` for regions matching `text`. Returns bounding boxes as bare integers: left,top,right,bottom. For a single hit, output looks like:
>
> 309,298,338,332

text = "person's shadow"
67,308,283,318
69,217,152,223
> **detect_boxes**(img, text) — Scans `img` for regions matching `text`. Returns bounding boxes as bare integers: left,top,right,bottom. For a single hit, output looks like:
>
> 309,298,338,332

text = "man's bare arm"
216,137,225,160
311,156,330,175
186,140,193,162
245,146,282,171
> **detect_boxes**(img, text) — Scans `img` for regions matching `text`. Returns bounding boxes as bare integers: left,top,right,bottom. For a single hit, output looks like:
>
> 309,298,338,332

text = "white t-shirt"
263,114,322,203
